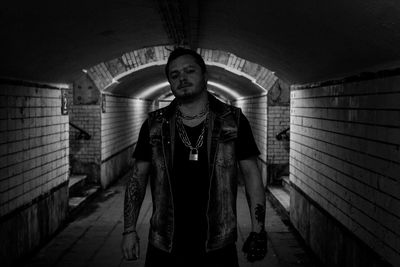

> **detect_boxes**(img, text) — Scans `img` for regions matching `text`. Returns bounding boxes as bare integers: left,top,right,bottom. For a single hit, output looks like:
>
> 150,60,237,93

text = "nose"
178,71,187,81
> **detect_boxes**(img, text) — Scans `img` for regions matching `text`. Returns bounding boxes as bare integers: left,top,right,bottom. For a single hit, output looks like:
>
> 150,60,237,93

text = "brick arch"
86,45,277,95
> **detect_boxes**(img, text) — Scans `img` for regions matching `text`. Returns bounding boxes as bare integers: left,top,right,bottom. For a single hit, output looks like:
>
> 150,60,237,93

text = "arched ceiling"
106,65,263,100
2,0,400,98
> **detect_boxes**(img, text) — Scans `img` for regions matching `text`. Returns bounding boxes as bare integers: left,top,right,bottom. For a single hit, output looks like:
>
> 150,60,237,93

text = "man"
121,47,268,267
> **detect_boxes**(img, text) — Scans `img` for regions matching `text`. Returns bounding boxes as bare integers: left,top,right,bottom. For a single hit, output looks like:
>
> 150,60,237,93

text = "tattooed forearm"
123,164,147,230
255,203,266,232
240,157,266,233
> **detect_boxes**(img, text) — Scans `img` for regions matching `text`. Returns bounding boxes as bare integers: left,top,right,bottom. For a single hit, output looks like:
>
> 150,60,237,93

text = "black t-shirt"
133,112,260,162
133,112,260,254
172,121,209,253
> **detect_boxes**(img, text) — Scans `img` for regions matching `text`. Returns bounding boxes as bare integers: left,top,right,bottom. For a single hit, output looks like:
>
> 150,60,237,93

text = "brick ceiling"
1,0,400,98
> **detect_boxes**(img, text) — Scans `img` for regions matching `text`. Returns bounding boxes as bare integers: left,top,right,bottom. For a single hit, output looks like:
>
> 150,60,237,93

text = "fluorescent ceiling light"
136,81,169,99
207,81,241,99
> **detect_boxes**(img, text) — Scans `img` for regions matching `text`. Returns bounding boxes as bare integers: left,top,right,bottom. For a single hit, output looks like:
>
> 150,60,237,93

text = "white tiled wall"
290,76,400,265
0,83,69,217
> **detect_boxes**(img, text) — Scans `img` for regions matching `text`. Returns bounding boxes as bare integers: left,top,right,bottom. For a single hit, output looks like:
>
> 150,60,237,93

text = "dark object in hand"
242,231,268,262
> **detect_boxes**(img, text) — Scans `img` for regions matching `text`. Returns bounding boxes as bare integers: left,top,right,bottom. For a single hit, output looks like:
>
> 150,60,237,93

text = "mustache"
177,82,193,89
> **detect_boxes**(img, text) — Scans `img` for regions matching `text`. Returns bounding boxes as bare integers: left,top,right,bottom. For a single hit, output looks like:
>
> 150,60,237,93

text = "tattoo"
123,164,146,230
255,203,265,231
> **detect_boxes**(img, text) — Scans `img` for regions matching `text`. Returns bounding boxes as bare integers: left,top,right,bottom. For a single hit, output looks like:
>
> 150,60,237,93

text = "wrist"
248,229,267,238
250,227,266,233
258,228,266,233
122,229,137,236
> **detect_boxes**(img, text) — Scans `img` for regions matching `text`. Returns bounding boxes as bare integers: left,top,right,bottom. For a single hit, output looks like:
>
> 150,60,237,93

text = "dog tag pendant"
189,149,199,161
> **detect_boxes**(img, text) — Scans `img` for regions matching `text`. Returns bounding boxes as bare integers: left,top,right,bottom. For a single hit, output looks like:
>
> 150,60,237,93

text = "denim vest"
147,93,241,252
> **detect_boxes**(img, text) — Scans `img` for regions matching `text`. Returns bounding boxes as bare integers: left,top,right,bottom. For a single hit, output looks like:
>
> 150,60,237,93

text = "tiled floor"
23,172,320,267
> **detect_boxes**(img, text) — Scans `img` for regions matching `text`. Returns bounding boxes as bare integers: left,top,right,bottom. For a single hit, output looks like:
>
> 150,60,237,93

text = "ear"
204,71,209,83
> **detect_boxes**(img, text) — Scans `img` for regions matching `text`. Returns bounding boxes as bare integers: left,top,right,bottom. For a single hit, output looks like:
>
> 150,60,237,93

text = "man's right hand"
242,230,268,262
121,231,140,261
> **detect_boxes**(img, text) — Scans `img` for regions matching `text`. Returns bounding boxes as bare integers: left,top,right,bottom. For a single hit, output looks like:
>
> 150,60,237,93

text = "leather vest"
147,93,241,252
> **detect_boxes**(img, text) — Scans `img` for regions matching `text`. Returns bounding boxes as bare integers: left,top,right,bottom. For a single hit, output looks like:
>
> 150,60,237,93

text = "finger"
136,242,140,259
121,247,126,259
249,252,266,262
127,247,136,260
247,255,256,262
255,253,264,260
248,255,260,262
131,247,139,260
122,249,129,260
124,248,132,260
125,250,137,261
129,247,138,260
121,244,128,259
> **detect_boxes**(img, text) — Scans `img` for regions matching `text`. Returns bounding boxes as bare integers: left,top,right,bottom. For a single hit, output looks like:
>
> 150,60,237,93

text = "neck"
177,90,208,116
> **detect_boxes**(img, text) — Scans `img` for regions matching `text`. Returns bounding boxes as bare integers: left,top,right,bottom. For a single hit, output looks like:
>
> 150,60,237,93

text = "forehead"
168,55,200,71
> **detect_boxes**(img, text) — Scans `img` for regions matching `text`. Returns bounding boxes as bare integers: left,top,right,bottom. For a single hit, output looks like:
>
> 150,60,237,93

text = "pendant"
189,149,199,161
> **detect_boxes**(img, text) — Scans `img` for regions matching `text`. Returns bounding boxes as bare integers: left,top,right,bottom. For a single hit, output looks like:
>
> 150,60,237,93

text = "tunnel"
0,1,399,266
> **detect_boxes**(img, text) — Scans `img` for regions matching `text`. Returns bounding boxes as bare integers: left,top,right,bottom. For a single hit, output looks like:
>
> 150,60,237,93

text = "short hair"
165,47,207,78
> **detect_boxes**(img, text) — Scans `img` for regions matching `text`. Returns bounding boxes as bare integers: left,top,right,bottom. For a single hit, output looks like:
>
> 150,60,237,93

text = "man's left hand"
242,230,268,262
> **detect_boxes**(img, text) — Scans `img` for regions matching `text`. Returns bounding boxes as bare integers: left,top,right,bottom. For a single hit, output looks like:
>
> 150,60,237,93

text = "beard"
172,80,207,101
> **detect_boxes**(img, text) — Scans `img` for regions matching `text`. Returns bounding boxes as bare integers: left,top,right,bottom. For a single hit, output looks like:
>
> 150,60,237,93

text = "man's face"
167,55,207,101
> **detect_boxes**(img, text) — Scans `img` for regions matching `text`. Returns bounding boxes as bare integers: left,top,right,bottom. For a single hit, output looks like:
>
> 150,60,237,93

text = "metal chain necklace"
176,102,209,120
176,115,208,161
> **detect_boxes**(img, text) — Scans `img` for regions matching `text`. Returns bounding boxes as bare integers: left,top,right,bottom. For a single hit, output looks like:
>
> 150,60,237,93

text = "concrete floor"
22,172,320,267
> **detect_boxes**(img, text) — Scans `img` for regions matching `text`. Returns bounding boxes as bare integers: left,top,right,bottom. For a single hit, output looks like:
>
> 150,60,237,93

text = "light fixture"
136,81,170,99
206,61,270,93
207,81,242,99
